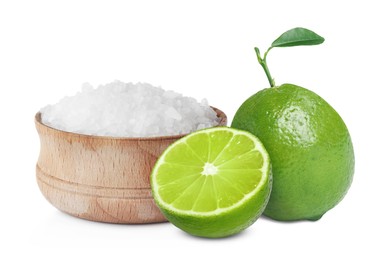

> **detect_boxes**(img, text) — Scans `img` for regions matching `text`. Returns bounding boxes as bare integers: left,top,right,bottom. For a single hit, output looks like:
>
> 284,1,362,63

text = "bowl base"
36,165,167,224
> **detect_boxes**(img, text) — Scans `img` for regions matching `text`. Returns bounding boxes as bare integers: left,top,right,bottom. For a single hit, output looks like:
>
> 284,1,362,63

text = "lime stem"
254,47,275,88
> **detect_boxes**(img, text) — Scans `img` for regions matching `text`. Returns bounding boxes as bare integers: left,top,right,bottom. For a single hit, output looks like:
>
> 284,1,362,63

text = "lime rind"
151,127,271,217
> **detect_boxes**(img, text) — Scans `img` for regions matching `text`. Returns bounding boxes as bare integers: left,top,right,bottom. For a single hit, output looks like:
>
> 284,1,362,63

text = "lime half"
151,127,272,238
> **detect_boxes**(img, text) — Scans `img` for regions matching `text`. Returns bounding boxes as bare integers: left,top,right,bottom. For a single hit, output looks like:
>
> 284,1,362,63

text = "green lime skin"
231,84,354,221
154,174,272,238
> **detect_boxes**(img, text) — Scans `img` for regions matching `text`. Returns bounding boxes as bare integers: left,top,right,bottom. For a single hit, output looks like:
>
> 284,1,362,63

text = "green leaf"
271,27,325,48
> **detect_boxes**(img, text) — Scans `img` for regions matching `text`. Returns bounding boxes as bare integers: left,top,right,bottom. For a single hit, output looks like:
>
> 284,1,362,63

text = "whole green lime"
232,83,354,221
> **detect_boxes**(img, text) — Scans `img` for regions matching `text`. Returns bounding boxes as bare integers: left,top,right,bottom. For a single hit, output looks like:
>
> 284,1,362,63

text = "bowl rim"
35,106,227,141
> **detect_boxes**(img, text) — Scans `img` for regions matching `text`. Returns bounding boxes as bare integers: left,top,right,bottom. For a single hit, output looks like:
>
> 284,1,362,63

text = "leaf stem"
254,47,275,88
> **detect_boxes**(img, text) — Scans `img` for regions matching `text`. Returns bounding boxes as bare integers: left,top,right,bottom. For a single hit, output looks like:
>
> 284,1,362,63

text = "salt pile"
40,81,220,137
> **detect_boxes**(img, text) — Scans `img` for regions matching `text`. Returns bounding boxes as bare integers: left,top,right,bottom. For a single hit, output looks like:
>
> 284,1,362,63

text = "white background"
1,0,389,259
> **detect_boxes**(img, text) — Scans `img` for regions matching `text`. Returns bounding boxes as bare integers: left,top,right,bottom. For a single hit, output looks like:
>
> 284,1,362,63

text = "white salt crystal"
40,80,220,137
165,107,182,120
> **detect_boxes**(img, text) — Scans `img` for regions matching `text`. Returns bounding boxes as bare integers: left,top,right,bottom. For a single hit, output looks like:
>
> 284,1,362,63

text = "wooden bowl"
35,107,227,224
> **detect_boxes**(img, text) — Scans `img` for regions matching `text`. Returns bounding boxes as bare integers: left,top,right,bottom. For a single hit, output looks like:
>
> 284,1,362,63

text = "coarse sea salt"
40,81,220,137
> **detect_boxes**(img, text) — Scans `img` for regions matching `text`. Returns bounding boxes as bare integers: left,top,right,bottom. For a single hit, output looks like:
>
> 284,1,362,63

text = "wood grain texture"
35,107,227,223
